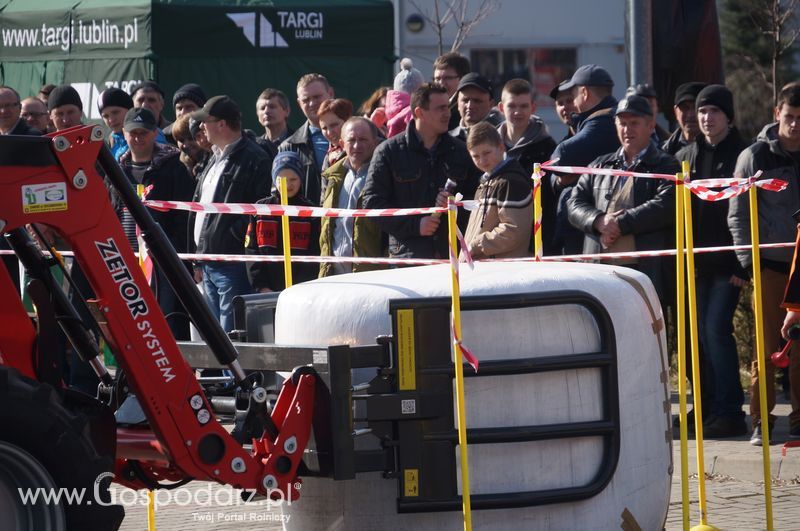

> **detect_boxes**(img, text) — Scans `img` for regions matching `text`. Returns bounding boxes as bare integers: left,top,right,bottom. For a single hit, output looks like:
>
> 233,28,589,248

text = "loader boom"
0,126,312,500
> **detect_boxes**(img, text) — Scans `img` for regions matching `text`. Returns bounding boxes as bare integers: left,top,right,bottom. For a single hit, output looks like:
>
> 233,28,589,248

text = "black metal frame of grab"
179,289,620,513
387,290,620,512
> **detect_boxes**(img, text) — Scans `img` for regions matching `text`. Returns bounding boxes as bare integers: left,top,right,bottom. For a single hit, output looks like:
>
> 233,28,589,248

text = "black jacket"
676,128,748,277
189,136,272,255
278,122,323,205
244,193,320,291
362,120,481,258
8,119,41,136
117,144,195,253
551,96,621,255
255,127,292,161
661,127,692,156
567,144,678,301
552,96,621,169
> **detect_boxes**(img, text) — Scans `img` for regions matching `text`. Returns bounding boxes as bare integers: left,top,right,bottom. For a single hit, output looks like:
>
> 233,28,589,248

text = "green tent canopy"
0,0,395,129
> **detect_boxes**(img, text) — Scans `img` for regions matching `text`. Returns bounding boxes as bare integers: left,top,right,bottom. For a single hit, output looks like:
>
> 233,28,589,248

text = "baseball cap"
626,83,657,99
560,64,614,91
123,107,157,132
674,82,707,106
456,73,493,98
614,95,653,118
549,79,571,100
190,95,241,123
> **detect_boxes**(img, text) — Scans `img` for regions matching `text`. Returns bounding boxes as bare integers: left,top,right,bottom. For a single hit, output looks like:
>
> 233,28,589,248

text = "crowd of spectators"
4,53,800,445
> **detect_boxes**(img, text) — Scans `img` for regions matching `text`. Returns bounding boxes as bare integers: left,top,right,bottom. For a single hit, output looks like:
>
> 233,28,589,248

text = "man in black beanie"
163,83,207,146
172,83,206,119
48,84,83,130
98,87,134,160
663,82,707,155
676,83,749,439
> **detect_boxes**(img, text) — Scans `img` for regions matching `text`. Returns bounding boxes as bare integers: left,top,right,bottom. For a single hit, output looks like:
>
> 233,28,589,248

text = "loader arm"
0,126,311,499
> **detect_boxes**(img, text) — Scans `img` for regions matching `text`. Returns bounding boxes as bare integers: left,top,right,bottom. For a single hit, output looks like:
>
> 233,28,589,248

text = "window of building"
470,47,577,107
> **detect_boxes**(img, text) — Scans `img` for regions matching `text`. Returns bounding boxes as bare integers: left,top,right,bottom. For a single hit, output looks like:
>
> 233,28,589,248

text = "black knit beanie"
48,85,83,111
172,83,207,108
696,84,734,121
97,87,133,113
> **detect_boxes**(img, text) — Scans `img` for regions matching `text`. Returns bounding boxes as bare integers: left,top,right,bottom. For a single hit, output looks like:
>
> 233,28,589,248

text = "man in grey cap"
567,94,678,303
449,72,504,141
550,64,621,254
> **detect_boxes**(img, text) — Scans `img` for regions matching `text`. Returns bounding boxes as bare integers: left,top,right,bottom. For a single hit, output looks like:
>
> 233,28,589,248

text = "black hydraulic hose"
97,145,242,371
5,228,112,385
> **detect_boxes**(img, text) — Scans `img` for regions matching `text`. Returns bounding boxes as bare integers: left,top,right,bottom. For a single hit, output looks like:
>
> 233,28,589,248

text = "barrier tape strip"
145,200,476,218
541,164,782,202
144,172,783,222
4,241,792,265
448,201,479,372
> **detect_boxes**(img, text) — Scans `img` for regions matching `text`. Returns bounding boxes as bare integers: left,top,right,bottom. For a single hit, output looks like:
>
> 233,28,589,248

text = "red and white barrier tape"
540,164,783,202
448,201,479,372
144,200,476,218
3,241,793,265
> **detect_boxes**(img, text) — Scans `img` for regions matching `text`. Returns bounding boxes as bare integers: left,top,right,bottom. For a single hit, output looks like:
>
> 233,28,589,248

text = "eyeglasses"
21,112,47,118
0,102,20,110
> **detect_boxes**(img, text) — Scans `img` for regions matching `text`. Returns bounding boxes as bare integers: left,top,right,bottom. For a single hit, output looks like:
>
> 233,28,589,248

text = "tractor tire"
0,367,124,530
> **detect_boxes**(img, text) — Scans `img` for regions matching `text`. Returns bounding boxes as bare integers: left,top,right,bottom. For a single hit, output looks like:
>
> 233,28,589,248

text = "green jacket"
319,159,385,277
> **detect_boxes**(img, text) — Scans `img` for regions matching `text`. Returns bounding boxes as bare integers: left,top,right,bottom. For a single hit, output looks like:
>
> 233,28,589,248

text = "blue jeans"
695,273,744,419
202,263,252,332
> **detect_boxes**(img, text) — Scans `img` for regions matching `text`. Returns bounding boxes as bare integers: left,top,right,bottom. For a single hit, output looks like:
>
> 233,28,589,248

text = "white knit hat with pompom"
393,58,425,94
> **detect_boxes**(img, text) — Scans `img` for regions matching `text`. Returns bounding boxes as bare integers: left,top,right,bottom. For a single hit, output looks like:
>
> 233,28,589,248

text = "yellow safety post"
683,161,717,531
147,490,156,530
446,196,472,531
140,183,158,531
278,176,293,288
749,181,775,531
675,172,690,531
136,184,146,271
532,163,543,261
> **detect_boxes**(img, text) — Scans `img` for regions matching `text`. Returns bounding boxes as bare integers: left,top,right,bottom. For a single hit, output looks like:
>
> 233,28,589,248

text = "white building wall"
392,0,628,139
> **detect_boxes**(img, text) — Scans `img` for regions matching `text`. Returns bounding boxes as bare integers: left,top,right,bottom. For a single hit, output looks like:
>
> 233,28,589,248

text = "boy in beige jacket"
463,122,533,259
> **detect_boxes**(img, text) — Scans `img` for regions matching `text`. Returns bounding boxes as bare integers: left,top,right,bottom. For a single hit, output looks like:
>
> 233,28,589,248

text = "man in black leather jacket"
362,83,480,259
567,95,678,303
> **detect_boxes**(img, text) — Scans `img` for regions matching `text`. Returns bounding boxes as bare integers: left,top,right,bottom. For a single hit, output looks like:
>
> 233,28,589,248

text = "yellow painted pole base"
690,525,720,531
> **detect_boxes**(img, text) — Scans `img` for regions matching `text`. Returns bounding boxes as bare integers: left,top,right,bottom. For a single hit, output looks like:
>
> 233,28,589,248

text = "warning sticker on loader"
22,182,67,213
397,309,416,391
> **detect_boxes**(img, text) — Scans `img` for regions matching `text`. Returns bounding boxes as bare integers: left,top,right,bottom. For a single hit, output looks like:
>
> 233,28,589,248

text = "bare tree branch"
447,0,499,52
409,0,456,56
408,0,499,55
735,53,772,88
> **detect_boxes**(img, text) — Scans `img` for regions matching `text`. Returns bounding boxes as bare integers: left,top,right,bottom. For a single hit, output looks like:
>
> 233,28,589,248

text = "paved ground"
663,395,800,530
117,394,800,530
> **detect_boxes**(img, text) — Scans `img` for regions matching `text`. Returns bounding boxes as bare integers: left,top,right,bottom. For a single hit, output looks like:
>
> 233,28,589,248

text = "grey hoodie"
728,133,800,269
